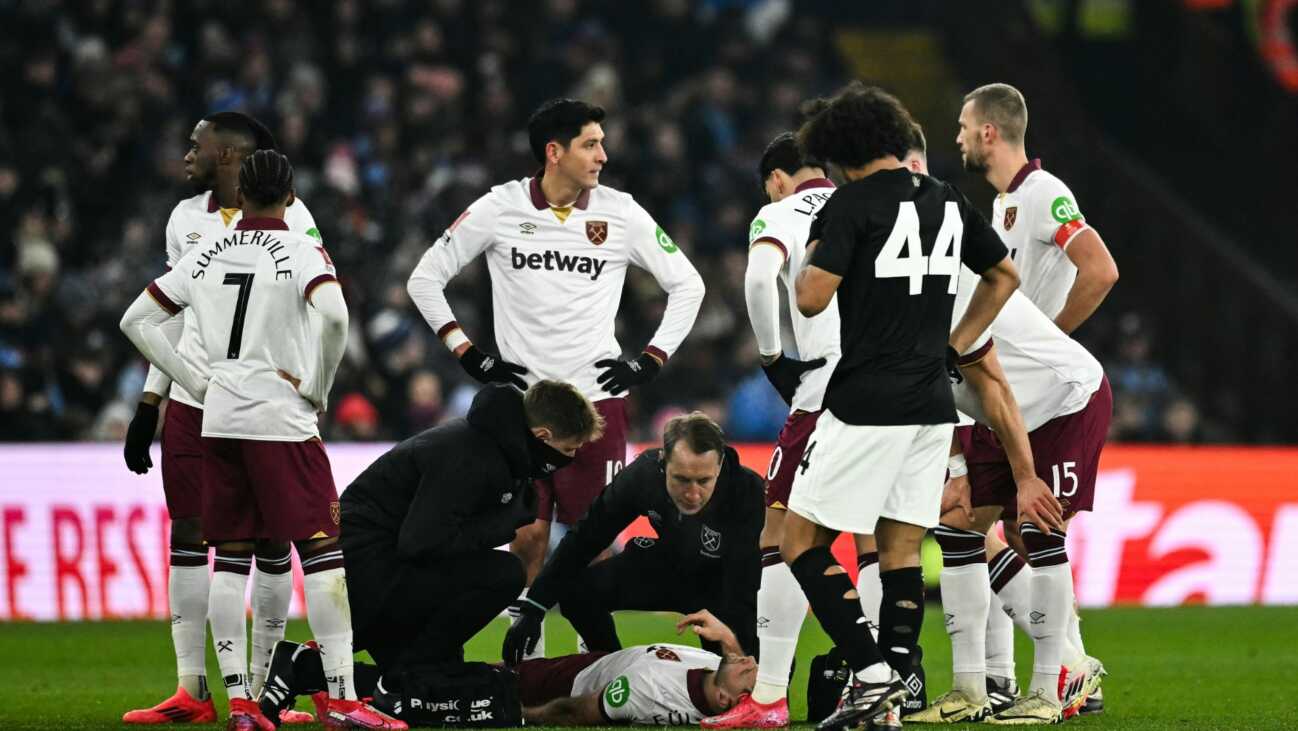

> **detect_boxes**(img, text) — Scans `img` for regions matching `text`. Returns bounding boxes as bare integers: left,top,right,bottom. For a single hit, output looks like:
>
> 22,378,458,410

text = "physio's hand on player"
941,474,974,524
123,401,159,474
945,345,964,384
502,600,546,666
1016,476,1064,534
761,354,827,405
594,353,661,395
460,345,528,389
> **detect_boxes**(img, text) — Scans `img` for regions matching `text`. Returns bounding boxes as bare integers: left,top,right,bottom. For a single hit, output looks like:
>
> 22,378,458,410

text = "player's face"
184,121,219,190
711,655,758,711
555,122,607,190
956,101,989,174
664,445,722,515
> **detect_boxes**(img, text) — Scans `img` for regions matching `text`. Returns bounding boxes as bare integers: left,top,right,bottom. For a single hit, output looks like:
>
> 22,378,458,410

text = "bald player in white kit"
407,98,705,658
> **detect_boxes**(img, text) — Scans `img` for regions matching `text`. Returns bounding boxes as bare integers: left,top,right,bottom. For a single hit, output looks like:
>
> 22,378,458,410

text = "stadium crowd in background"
0,0,1211,444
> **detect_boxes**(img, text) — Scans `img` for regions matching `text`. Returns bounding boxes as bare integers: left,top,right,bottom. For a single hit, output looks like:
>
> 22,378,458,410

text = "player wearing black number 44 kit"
780,83,1019,731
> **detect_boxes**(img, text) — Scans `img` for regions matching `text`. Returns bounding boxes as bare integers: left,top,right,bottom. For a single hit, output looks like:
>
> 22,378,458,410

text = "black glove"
594,353,661,395
123,402,159,474
761,355,828,405
502,599,546,666
459,345,528,389
945,345,964,384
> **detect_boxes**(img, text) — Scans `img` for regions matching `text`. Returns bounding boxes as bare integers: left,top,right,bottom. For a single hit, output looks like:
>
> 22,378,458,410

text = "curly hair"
237,149,294,208
797,82,916,169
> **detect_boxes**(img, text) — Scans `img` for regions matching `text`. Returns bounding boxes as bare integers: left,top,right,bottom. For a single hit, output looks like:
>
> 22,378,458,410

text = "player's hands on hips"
941,474,974,524
944,345,964,384
594,353,661,395
761,354,827,405
460,345,528,389
502,599,546,666
123,401,159,474
1016,476,1064,534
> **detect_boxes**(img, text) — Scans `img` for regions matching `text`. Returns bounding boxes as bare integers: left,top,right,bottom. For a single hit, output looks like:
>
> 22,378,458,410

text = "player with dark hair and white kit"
784,83,1020,731
407,98,705,658
120,112,320,726
120,151,401,730
956,82,1117,718
699,132,838,729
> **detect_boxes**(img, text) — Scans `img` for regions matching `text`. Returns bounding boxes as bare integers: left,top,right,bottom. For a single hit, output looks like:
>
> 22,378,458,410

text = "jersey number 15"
875,201,963,295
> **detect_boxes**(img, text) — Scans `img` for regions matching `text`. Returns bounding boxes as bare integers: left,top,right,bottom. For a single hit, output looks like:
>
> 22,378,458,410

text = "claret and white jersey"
148,218,337,441
950,268,1103,432
748,179,842,412
571,644,720,726
991,160,1091,320
160,191,320,408
407,176,705,402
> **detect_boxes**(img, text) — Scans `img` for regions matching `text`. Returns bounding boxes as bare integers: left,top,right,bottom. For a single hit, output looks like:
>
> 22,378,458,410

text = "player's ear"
234,185,245,209
546,139,563,166
531,426,553,442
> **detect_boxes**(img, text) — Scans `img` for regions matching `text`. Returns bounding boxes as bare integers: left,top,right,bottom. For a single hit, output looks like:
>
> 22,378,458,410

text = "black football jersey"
807,167,1007,426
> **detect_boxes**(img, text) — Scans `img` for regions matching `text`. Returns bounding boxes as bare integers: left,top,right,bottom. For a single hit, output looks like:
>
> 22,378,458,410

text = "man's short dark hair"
797,82,917,169
963,83,1027,145
203,111,278,152
524,380,604,442
662,412,726,461
527,99,606,163
758,132,827,184
238,150,294,207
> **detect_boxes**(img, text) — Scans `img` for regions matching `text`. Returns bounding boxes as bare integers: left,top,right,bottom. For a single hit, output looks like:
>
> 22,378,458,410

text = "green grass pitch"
1,606,1295,730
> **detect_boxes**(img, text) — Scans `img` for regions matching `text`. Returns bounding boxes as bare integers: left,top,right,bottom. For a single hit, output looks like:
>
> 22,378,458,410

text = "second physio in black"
502,413,764,663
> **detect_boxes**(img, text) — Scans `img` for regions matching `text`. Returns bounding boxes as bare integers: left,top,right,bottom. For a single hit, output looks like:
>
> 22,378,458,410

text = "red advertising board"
0,443,1294,621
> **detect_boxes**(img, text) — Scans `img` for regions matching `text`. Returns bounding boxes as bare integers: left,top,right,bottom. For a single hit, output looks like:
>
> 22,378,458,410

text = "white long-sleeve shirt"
408,176,705,401
143,191,320,407
745,179,842,412
121,218,346,441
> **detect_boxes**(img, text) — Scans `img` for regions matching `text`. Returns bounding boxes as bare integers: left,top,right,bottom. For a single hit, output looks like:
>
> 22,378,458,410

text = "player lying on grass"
258,610,756,727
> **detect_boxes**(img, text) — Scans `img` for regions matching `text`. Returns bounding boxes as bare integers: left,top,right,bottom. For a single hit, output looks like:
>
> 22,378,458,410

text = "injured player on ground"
259,610,756,727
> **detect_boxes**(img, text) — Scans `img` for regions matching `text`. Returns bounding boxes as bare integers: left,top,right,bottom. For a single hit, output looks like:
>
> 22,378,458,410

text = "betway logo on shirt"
511,247,607,280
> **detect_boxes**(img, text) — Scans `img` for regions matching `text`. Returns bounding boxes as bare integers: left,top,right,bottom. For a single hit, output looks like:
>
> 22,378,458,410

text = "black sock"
878,567,924,677
789,546,883,672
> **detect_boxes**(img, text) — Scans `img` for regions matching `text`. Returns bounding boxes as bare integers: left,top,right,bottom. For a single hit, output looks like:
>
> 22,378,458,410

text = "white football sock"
754,559,807,703
168,556,210,700
209,555,253,701
250,552,293,696
939,563,990,700
304,564,356,700
985,591,1016,681
856,556,882,641
1067,604,1087,658
1027,563,1074,698
993,559,1035,637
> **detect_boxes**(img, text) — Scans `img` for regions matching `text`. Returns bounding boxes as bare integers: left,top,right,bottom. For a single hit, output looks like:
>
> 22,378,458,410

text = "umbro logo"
904,672,924,696
519,222,537,235
187,232,202,240
1030,610,1047,625
757,616,770,629
264,618,286,629
501,492,513,503
944,612,955,629
481,356,495,371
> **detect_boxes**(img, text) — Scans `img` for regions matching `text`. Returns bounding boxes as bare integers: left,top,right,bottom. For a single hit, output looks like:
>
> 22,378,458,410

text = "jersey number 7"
222,272,255,359
875,201,963,295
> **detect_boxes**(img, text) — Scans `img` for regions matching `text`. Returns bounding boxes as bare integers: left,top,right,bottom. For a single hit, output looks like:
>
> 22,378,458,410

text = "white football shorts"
787,409,953,534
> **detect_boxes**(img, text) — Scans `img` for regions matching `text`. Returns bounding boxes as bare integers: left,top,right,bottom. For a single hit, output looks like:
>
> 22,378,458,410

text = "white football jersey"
950,268,1103,432
991,160,1090,320
162,191,320,408
572,644,720,726
408,177,705,402
748,179,842,412
149,218,337,440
